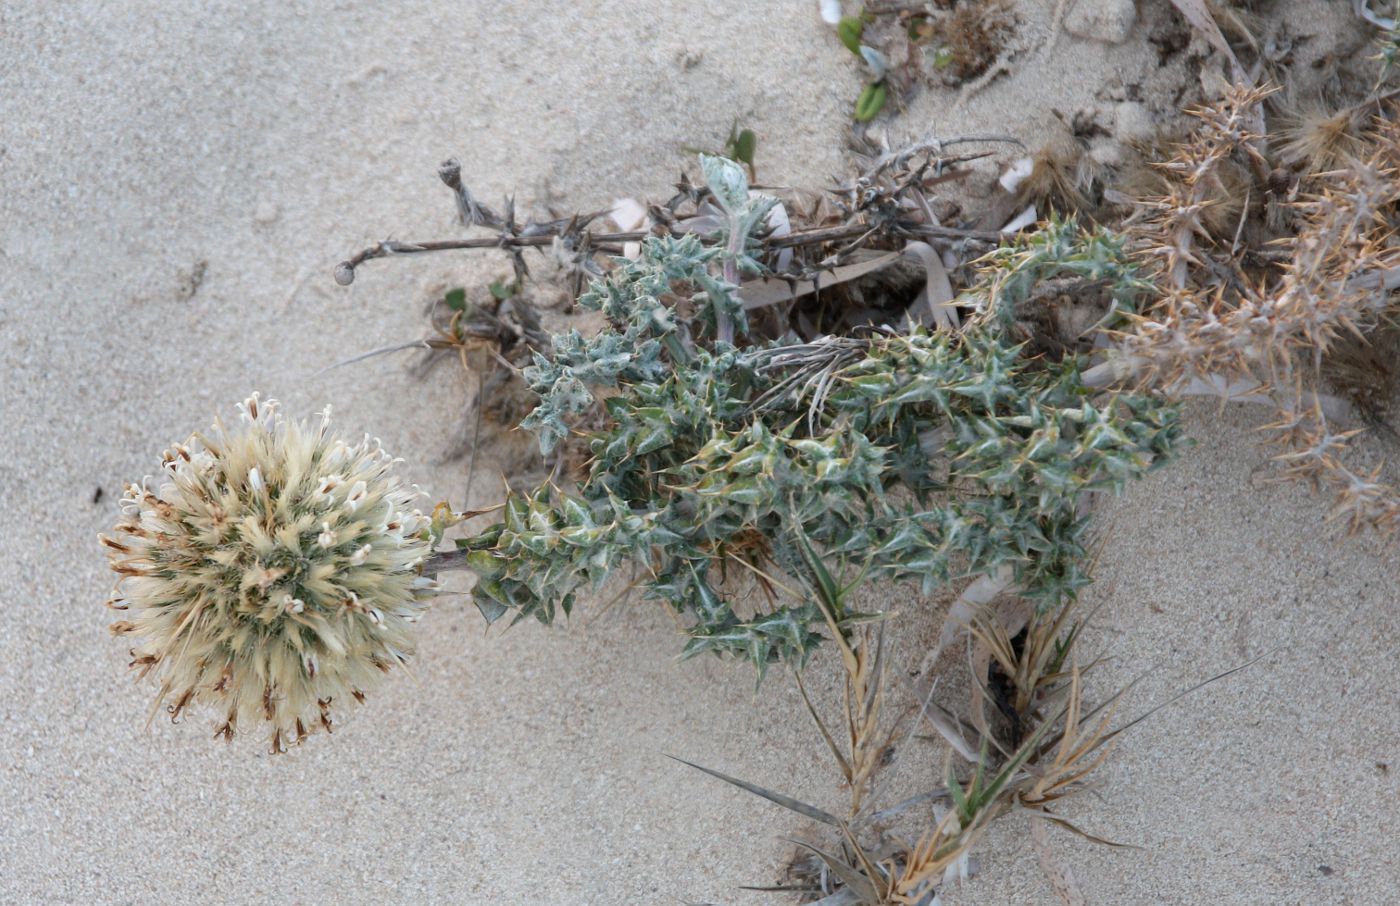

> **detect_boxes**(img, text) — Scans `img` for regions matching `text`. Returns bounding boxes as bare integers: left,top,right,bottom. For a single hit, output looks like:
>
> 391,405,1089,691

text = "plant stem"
334,222,1001,285
718,230,742,346
421,548,472,577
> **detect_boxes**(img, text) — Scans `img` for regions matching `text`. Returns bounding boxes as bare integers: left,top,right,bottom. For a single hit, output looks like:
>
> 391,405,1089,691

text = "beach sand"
2,1,1397,902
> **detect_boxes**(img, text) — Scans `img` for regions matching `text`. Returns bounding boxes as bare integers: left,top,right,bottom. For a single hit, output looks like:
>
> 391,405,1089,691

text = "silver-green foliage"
459,158,1180,672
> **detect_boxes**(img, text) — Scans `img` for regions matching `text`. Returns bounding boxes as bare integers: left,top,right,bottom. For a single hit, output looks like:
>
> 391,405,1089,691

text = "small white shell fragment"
859,46,888,81
998,157,1034,194
608,197,647,232
1000,205,1039,234
610,198,649,260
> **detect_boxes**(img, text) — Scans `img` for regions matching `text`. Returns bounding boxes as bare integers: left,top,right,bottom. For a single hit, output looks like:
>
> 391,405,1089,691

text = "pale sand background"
2,1,1398,903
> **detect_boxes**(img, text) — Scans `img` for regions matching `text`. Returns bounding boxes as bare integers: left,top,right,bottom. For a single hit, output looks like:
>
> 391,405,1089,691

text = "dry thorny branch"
1099,85,1400,537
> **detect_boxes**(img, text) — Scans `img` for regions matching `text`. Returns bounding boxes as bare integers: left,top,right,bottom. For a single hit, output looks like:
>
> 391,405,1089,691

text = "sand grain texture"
2,1,1398,904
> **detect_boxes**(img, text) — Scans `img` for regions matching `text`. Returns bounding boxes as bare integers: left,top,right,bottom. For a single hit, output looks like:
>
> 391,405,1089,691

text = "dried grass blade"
902,241,959,331
1165,0,1247,85
921,700,985,763
315,339,436,376
839,822,892,895
809,890,864,906
788,838,881,904
1021,803,1139,849
794,669,854,781
666,755,843,827
918,567,1015,677
855,675,947,825
1030,812,1087,906
1098,649,1273,745
860,625,887,725
896,811,985,900
739,252,900,310
864,787,952,825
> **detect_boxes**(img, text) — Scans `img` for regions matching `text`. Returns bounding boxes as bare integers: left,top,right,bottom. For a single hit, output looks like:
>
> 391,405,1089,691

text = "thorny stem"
718,228,743,345
421,547,472,578
336,155,1004,285
333,221,1001,285
333,233,647,285
857,134,1025,181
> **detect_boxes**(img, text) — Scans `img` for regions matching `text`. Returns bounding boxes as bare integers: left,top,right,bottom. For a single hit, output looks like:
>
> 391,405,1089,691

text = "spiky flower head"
101,395,436,752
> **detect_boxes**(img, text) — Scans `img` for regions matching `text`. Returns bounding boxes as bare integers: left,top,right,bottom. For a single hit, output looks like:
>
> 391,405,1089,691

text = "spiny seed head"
1276,103,1365,174
101,394,436,753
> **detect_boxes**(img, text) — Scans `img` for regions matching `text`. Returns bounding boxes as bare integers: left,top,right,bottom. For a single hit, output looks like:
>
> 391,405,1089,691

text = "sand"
2,1,1397,903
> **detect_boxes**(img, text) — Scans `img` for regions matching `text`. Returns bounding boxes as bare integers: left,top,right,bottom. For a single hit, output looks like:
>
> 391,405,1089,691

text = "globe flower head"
101,395,437,753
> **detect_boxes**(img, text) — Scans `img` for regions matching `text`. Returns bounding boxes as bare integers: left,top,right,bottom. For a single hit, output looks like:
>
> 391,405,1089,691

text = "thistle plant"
304,150,1197,892
101,395,436,752
86,18,1400,897
104,149,1183,757
95,122,1284,905
451,157,1180,671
